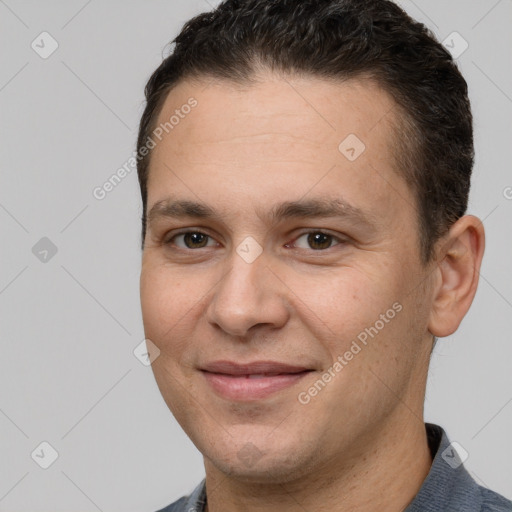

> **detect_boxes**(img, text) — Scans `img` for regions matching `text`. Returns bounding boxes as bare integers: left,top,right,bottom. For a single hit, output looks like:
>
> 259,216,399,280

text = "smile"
200,360,314,401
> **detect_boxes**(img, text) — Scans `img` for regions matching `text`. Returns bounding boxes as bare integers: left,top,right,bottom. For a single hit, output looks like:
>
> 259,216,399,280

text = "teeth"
246,373,278,379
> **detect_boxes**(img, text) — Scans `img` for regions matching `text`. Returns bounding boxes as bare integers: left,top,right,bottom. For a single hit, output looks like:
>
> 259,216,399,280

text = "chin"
201,433,315,484
212,456,310,484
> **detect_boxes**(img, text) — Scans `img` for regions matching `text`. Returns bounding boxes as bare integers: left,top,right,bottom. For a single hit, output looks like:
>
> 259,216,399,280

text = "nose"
205,245,290,338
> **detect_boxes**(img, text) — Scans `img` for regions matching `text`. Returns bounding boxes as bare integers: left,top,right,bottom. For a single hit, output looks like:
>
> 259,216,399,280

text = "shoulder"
480,486,512,512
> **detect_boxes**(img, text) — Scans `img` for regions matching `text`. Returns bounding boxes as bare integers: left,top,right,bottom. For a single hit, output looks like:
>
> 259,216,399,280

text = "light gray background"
1,0,511,510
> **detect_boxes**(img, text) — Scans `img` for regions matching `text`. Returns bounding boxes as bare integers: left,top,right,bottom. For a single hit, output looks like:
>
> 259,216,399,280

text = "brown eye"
291,231,342,251
307,232,334,250
169,231,214,249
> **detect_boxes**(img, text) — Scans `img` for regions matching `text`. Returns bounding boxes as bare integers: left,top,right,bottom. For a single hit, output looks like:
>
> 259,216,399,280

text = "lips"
200,360,313,401
201,360,311,375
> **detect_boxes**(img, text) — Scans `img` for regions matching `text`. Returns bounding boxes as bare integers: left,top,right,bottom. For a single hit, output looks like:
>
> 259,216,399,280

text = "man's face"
140,75,435,482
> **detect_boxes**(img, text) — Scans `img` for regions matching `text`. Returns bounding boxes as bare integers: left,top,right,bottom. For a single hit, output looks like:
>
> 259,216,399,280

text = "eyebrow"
147,197,377,231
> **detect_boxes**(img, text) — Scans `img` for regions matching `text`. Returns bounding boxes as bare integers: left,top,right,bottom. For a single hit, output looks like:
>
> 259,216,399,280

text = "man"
136,0,512,510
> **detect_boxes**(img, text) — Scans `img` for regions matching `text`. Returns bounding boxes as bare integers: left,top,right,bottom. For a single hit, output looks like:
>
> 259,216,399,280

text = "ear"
428,215,485,338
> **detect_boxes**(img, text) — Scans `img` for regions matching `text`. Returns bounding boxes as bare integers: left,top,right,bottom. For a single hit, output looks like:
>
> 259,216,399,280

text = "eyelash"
164,230,345,252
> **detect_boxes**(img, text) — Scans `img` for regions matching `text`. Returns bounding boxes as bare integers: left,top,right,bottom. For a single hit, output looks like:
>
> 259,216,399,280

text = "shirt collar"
404,422,483,511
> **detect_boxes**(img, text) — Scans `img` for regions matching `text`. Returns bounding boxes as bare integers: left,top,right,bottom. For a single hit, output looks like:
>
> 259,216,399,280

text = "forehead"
153,74,399,157
146,74,415,232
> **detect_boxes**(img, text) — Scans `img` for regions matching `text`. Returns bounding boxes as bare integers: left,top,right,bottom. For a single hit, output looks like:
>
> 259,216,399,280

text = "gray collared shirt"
156,423,512,511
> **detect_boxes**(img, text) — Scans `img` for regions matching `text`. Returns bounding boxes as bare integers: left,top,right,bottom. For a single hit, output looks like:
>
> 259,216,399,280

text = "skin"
139,74,485,511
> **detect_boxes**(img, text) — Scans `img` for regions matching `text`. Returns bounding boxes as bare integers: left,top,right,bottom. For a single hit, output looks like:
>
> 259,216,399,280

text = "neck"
203,416,433,512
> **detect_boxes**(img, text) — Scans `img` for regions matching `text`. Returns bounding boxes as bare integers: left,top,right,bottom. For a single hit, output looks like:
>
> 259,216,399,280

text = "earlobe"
428,215,485,338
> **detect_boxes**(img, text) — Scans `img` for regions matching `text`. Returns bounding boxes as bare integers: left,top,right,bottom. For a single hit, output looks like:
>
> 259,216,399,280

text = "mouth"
200,360,314,401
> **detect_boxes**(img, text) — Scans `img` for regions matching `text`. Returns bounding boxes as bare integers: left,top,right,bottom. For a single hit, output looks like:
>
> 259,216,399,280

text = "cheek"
289,263,417,383
140,264,205,419
140,263,199,355
290,266,396,341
